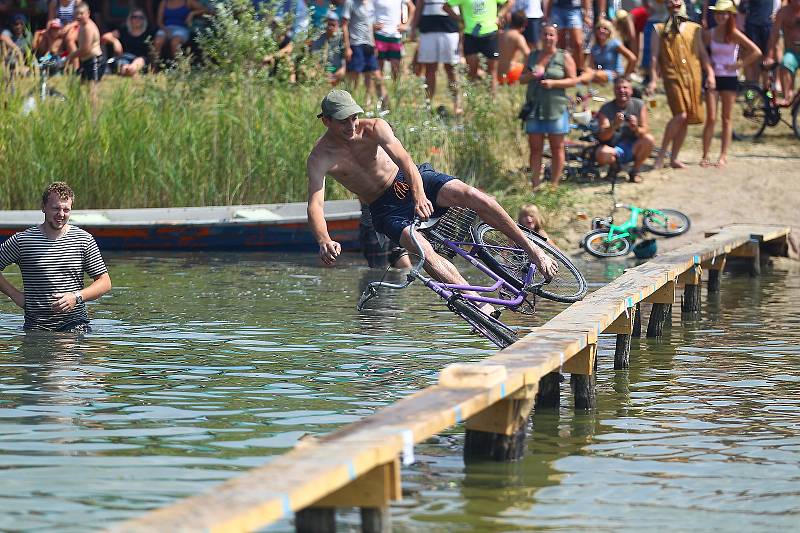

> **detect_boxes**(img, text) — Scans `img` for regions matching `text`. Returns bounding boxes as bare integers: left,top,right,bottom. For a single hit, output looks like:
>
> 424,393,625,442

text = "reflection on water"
0,253,798,531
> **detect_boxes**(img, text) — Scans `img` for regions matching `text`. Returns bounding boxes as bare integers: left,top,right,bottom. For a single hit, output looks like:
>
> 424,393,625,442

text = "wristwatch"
74,291,84,305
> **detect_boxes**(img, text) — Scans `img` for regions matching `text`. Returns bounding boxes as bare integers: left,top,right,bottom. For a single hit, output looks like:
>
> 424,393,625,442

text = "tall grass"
0,0,547,211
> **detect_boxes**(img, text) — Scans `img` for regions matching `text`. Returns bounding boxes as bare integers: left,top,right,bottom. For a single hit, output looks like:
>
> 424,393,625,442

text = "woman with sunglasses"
101,9,161,76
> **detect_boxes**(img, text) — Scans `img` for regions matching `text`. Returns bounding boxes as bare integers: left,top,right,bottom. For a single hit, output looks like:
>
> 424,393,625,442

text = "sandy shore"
551,132,800,254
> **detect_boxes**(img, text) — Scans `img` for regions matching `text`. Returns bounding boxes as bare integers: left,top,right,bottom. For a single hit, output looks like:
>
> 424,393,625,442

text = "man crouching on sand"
306,89,557,312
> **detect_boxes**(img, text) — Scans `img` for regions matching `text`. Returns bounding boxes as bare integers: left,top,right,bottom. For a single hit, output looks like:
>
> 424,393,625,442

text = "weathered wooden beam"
313,460,401,508
633,302,642,337
604,309,634,335
563,344,596,375
644,280,675,304
464,385,537,461
679,265,702,314
730,239,761,276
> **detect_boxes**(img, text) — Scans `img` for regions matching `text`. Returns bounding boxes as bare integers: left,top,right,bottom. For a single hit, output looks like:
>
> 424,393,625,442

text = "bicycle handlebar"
356,218,428,311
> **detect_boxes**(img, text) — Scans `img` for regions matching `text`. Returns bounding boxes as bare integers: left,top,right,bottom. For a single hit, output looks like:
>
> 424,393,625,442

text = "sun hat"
615,9,629,20
317,90,365,119
710,0,738,13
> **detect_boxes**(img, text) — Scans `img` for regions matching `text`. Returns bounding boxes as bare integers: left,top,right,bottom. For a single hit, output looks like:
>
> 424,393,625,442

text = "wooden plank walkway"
108,224,791,533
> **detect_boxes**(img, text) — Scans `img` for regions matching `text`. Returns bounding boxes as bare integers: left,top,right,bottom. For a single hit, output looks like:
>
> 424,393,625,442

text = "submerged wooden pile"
109,224,791,533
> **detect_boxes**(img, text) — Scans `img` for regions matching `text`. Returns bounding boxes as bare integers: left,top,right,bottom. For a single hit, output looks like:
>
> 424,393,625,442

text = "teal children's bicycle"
581,203,691,258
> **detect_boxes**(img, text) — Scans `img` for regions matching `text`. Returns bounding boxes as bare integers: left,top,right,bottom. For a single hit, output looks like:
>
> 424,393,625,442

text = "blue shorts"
523,17,543,47
613,138,635,164
782,49,799,76
525,110,570,135
551,6,583,30
156,25,191,43
369,163,455,243
347,44,379,73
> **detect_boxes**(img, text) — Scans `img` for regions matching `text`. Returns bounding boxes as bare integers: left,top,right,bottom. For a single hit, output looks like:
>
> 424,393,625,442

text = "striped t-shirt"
0,225,107,331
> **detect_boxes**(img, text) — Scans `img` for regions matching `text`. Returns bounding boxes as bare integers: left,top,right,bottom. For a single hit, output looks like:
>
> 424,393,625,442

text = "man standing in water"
307,90,557,308
0,182,111,333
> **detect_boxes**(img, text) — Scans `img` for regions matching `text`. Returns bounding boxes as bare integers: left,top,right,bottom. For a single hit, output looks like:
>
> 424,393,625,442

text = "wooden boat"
0,200,362,251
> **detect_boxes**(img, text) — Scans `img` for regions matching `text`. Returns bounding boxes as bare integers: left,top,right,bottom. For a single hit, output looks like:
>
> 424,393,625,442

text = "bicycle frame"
601,205,670,244
358,220,538,312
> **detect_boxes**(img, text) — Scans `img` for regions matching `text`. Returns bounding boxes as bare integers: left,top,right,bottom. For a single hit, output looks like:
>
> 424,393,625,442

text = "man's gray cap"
317,90,365,119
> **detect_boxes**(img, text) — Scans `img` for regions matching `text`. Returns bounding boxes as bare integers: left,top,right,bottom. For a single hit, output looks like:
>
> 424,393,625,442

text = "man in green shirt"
445,0,512,94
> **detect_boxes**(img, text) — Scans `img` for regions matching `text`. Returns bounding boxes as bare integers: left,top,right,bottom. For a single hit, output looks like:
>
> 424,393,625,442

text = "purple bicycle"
357,207,587,347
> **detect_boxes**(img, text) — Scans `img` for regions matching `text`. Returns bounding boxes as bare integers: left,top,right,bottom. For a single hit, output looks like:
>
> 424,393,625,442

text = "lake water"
0,253,798,532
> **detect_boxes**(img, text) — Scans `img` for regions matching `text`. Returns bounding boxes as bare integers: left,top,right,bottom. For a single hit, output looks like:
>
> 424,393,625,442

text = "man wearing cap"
307,90,558,305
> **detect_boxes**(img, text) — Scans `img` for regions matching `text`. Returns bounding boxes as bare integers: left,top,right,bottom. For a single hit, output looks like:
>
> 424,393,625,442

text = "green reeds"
1,71,543,210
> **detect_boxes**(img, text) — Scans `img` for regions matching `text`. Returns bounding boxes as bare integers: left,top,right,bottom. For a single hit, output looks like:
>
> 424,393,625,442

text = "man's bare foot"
715,156,727,168
699,157,712,168
670,159,687,169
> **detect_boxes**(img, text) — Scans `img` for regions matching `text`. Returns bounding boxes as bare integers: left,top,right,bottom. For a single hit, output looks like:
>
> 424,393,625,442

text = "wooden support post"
679,265,702,314
615,333,631,369
361,507,391,533
464,385,537,462
704,255,726,293
633,302,642,337
604,310,634,370
297,460,402,533
535,372,561,409
645,280,674,338
646,303,669,338
295,508,335,533
566,344,597,410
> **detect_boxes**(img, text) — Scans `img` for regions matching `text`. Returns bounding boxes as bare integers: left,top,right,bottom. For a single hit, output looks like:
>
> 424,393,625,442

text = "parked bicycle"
22,53,66,115
581,202,690,258
357,207,588,348
733,63,800,141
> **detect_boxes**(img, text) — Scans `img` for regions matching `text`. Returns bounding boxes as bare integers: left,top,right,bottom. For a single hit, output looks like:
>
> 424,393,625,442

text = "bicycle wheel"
643,208,691,237
582,229,632,258
473,223,588,303
792,101,800,140
732,82,768,141
448,296,518,348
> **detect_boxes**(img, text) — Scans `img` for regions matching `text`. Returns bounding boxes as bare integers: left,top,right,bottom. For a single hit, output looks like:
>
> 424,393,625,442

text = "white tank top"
710,38,739,78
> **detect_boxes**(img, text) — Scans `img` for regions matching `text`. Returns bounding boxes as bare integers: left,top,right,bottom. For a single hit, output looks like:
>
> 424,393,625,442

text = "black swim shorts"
79,54,106,82
463,32,499,60
368,162,455,244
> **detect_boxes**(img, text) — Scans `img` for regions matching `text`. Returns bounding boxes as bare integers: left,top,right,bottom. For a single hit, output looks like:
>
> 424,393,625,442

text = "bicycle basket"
425,207,478,258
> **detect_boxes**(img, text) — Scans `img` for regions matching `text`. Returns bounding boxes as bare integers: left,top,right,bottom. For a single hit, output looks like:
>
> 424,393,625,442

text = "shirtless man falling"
307,90,557,308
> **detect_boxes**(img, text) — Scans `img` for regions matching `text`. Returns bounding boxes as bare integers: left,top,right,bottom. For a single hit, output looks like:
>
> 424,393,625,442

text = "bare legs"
437,180,556,276
701,89,718,167
557,27,584,75
654,112,688,169
423,63,461,114
346,70,379,107
528,133,545,188
701,89,735,167
466,54,498,95
528,133,564,189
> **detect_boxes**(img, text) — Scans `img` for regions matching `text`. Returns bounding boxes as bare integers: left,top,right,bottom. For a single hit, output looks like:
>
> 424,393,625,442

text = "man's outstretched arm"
307,155,341,265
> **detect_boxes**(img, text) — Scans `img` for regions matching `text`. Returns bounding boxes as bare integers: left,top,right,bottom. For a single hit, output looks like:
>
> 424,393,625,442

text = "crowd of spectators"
1,0,798,184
